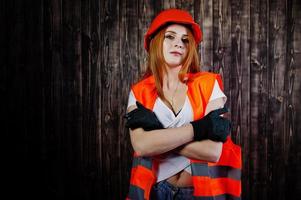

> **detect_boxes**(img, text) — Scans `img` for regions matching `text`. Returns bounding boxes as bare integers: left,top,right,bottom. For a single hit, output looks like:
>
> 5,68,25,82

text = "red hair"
142,24,200,102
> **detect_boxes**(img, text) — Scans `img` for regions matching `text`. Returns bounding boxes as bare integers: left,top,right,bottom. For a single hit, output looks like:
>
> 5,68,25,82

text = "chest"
153,96,194,128
162,83,188,114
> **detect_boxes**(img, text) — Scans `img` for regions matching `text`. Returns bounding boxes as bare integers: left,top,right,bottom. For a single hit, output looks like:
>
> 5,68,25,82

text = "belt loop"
172,186,179,200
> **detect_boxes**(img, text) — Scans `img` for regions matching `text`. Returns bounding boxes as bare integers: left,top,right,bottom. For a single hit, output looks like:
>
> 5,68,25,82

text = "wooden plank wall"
2,0,301,199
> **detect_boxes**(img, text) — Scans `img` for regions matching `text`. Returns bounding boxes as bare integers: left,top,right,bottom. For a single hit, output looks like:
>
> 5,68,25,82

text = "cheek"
183,48,188,58
163,42,169,59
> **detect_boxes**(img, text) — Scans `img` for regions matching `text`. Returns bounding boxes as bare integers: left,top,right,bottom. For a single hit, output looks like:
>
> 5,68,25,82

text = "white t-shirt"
127,80,226,182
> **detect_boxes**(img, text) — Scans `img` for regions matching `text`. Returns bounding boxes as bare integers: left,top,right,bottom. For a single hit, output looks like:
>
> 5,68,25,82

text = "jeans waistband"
158,180,193,192
151,180,194,199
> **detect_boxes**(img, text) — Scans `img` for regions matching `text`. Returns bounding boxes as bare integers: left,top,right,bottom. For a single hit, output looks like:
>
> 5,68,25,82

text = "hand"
190,107,231,142
124,101,164,131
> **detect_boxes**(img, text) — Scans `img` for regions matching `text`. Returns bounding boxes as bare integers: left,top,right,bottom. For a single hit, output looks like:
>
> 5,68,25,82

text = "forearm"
177,96,224,162
129,124,194,157
127,97,226,158
177,140,223,162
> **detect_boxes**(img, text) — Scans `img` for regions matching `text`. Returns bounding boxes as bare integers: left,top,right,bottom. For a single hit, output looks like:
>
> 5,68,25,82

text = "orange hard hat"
144,9,202,51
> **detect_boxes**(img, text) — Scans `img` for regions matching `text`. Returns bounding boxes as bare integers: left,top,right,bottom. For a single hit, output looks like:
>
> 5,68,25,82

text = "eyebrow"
165,31,188,36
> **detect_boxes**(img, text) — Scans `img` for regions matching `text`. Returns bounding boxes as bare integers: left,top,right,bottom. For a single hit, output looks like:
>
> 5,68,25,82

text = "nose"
174,38,184,49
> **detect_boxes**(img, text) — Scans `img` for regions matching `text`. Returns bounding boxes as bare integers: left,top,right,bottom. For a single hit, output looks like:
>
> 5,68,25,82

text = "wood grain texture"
286,0,301,196
268,0,288,199
229,2,252,199
3,0,301,199
199,0,213,71
250,0,268,198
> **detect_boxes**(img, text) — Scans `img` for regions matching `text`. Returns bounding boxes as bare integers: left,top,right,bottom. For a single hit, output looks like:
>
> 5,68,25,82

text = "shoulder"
187,71,225,97
131,75,156,94
187,72,223,87
132,75,155,89
130,75,157,109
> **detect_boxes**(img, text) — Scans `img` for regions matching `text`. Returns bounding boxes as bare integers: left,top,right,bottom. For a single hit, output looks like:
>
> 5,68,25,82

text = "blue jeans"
150,180,194,200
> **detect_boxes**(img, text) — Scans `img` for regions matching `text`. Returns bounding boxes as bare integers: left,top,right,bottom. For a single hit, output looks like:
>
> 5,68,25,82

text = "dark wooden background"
2,0,301,199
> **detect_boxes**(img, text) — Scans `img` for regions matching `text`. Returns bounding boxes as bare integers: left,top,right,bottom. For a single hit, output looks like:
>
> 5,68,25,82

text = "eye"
182,38,189,44
164,35,175,40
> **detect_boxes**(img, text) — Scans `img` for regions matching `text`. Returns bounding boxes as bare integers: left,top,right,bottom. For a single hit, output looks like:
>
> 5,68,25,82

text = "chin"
170,64,181,67
166,60,183,67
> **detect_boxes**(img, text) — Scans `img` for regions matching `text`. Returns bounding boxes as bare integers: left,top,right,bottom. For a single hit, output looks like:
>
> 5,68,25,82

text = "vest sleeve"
208,80,227,105
127,90,136,109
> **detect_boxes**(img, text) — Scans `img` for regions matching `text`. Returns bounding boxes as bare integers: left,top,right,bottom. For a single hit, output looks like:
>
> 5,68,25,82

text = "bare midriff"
166,170,193,187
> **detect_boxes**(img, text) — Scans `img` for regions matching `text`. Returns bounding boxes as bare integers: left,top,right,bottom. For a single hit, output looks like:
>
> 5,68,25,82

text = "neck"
164,65,182,89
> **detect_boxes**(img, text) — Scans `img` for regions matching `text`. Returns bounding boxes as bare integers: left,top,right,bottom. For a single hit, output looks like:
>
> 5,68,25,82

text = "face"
163,24,189,68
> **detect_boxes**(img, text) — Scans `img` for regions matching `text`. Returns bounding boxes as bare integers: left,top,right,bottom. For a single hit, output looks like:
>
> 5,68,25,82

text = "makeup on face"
163,24,189,68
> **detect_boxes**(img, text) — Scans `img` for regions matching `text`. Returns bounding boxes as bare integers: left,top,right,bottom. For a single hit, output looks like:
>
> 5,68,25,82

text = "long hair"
143,24,200,101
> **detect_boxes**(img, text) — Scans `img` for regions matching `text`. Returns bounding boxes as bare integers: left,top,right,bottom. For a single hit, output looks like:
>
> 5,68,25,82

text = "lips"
170,51,182,56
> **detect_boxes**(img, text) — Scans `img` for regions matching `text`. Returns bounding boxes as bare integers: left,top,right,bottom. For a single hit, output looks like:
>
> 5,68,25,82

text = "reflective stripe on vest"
127,72,242,200
127,154,157,200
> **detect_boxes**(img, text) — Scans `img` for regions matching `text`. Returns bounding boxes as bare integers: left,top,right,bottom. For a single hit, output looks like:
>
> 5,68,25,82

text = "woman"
125,9,241,200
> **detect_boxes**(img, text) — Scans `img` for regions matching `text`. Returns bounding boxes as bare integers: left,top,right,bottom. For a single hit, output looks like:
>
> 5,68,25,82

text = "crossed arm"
127,97,225,162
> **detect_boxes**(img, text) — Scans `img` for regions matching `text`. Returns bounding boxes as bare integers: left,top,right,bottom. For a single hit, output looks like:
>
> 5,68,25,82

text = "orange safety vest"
127,72,242,200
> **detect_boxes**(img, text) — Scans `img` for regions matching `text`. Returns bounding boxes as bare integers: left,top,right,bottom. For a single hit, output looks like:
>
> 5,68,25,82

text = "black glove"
190,107,231,142
125,101,164,131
